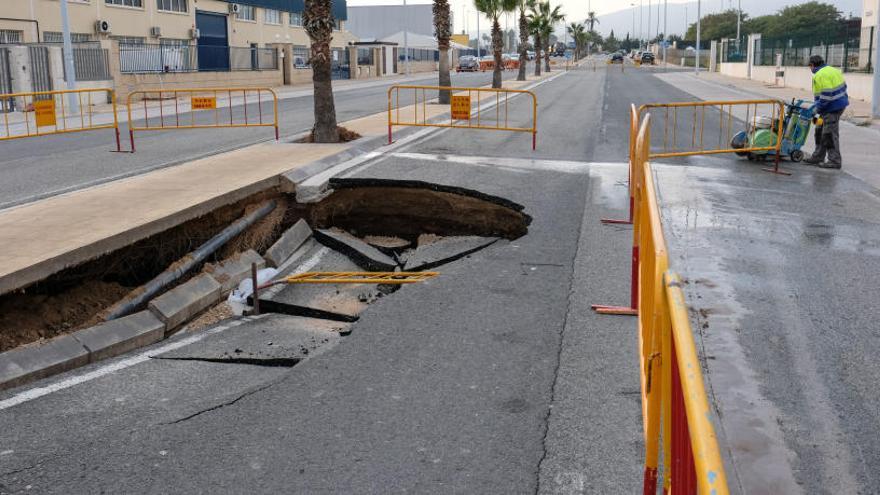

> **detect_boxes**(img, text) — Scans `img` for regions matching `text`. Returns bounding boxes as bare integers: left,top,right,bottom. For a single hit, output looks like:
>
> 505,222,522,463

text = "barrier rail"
596,114,730,494
387,84,538,149
126,87,279,152
0,88,121,151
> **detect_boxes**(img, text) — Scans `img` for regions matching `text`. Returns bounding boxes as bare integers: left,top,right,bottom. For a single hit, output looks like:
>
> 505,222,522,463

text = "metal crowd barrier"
595,114,730,494
387,84,538,149
126,87,279,152
0,88,121,151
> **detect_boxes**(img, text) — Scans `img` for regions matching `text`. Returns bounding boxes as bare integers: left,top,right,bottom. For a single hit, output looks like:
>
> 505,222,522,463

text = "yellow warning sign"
450,95,471,120
33,99,56,127
192,96,217,110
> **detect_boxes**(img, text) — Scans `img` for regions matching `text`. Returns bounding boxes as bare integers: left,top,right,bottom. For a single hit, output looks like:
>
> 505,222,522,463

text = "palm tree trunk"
517,10,528,81
544,39,551,72
533,34,541,76
304,0,339,143
491,19,503,88
438,47,451,103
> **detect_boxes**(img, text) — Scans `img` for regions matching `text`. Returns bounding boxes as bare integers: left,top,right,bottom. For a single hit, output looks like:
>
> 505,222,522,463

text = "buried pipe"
103,200,278,321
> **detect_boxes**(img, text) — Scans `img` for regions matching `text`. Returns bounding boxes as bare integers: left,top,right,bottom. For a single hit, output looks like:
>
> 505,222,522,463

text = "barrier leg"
388,124,393,145
275,125,279,141
114,127,122,152
532,131,536,150
591,245,639,315
129,129,136,153
762,152,791,176
602,195,634,225
670,338,697,494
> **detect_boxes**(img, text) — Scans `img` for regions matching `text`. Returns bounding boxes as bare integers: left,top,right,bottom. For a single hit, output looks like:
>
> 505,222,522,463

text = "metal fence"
0,47,12,112
754,26,872,73
721,37,748,63
119,43,278,73
64,46,111,81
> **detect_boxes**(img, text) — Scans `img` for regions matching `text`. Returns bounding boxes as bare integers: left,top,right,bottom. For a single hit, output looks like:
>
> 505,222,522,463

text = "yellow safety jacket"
812,65,848,114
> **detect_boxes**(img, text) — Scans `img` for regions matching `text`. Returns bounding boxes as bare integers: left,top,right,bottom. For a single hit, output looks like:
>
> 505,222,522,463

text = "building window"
157,0,187,13
0,30,24,44
160,38,190,47
264,8,281,25
235,5,256,21
43,32,93,43
106,0,143,7
289,12,302,27
113,36,146,45
292,45,309,67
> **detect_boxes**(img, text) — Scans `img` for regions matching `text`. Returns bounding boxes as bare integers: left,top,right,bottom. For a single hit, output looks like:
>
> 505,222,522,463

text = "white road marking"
0,319,253,411
387,152,598,173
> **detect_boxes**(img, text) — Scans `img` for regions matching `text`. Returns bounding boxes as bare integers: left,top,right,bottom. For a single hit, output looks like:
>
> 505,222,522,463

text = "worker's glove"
812,115,824,126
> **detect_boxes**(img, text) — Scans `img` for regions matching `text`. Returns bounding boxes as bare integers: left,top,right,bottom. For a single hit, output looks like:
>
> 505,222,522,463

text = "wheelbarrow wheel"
790,149,804,162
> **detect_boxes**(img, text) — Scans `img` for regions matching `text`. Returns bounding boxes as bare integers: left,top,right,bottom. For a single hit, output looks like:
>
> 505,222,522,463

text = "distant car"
610,53,624,63
508,53,520,61
457,55,479,72
640,52,655,64
526,50,536,60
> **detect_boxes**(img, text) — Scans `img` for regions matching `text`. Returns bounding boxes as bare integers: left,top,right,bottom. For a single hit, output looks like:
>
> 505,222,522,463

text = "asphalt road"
0,65,648,494
0,68,525,210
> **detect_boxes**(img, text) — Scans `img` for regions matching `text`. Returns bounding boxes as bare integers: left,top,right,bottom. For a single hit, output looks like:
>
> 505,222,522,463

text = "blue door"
196,11,229,71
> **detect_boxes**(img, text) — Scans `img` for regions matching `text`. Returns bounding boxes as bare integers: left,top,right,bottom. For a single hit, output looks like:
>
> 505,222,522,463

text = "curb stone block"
0,335,89,391
209,249,266,292
265,219,312,267
72,311,166,363
149,274,222,331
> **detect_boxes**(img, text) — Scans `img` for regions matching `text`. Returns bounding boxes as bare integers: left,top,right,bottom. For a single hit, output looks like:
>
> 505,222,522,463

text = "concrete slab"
71,310,166,363
0,335,89,391
207,250,266,293
313,229,399,272
265,220,312,267
149,274,222,331
402,236,500,271
155,314,346,363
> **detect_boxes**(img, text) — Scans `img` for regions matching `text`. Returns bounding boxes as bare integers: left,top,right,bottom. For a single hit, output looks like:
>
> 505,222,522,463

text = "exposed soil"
0,281,130,352
183,302,235,333
297,126,362,143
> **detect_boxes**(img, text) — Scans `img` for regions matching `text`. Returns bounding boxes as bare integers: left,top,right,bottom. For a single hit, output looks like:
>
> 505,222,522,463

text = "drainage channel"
0,179,531,387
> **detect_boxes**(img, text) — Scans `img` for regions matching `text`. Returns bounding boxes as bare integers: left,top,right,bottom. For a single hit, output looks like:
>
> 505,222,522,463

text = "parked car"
457,55,479,72
610,52,624,64
526,50,536,60
640,52,655,65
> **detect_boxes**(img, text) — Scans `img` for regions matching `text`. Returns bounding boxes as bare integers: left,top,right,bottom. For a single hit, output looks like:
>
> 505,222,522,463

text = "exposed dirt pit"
0,179,530,353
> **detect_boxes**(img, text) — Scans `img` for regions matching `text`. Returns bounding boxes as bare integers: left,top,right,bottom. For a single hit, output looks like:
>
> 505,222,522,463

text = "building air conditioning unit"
150,26,162,38
189,28,201,40
95,20,111,34
229,3,241,14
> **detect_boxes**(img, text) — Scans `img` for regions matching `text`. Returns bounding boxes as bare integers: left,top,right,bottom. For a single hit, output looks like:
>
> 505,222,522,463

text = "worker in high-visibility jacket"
804,55,848,169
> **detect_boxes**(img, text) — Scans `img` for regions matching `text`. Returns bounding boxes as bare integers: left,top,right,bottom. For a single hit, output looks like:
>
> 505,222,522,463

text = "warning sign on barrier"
192,96,217,110
33,100,56,127
450,95,471,120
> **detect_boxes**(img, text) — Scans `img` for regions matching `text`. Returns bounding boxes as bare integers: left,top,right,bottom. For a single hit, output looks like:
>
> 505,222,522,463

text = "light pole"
735,0,741,54
631,3,636,51
403,0,410,75
695,0,701,74
60,0,78,114
663,0,667,69
639,0,644,50
648,0,651,47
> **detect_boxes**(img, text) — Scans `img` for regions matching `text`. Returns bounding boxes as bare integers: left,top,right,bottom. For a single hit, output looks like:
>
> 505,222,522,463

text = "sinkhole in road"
0,179,531,354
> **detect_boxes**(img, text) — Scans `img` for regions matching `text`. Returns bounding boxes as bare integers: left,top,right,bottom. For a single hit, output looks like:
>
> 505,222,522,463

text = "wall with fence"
753,27,872,74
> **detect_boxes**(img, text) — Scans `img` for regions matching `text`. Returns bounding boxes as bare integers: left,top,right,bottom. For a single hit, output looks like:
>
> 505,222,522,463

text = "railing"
754,26,871,73
119,43,278,73
596,112,730,495
63,46,111,81
387,84,538,149
126,87,278,152
0,88,120,150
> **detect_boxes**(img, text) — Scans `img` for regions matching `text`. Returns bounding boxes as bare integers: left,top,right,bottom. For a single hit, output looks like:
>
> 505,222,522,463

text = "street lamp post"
403,0,410,75
873,0,880,118
695,0,701,74
639,0,644,50
631,3,636,51
60,0,78,114
663,0,667,69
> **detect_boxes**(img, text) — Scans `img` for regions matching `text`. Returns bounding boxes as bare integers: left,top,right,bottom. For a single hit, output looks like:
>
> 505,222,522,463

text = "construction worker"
804,54,848,169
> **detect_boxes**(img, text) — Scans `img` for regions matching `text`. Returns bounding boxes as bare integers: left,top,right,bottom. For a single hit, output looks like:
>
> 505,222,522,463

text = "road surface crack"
0,453,62,478
158,377,286,426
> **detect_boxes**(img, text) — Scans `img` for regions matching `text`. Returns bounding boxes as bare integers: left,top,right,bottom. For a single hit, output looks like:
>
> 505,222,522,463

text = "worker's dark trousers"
811,110,843,165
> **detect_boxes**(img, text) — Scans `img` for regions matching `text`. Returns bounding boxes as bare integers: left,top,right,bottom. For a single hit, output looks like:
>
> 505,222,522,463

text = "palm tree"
567,22,585,60
474,0,518,88
586,11,599,54
433,0,452,104
303,0,338,142
527,2,547,77
541,3,563,72
515,0,534,81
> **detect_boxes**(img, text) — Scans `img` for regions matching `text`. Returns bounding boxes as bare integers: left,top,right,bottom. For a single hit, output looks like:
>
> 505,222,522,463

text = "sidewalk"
654,70,880,190
0,71,556,296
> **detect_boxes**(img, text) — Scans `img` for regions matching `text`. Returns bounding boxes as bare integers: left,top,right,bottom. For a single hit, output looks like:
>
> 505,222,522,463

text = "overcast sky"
345,0,865,38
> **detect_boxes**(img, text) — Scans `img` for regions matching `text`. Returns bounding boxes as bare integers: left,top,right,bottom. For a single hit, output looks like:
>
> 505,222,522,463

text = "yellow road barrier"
637,99,787,174
0,88,121,151
126,87,278,152
596,114,730,495
387,84,538,150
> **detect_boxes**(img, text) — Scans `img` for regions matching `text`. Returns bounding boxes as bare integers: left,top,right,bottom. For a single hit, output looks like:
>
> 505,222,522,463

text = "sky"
345,0,865,39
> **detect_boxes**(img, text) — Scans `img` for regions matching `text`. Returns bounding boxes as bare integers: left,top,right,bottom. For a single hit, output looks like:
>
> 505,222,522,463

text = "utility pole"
60,0,78,114
639,0,644,50
648,0,651,46
873,0,880,119
663,0,667,69
403,0,410,75
736,0,741,54
477,11,480,57
695,0,701,74
631,3,636,51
